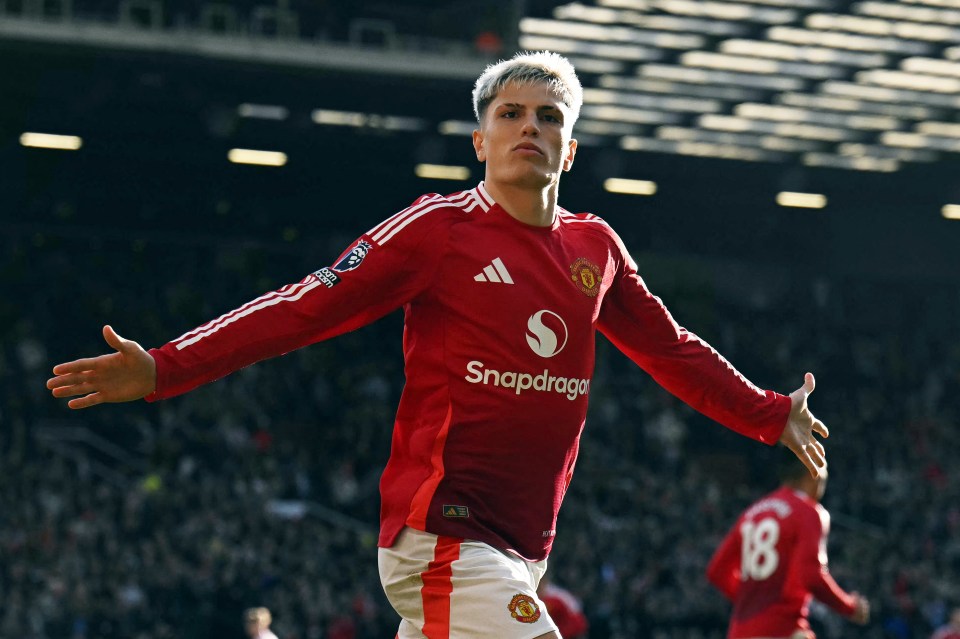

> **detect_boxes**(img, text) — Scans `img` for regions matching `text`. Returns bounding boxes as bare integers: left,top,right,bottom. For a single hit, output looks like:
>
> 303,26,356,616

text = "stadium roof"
1,0,958,282
521,0,960,173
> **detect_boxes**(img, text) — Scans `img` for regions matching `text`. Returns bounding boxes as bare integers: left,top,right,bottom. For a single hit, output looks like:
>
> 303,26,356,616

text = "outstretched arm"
595,222,834,475
49,194,452,406
47,325,157,409
779,373,829,478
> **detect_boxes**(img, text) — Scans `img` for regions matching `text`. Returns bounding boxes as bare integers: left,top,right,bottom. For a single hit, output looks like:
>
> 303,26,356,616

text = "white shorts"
378,527,559,639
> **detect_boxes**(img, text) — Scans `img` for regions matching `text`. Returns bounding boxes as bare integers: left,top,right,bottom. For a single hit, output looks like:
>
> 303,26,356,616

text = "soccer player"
244,607,279,639
706,451,869,638
48,51,829,638
536,576,588,639
932,608,960,639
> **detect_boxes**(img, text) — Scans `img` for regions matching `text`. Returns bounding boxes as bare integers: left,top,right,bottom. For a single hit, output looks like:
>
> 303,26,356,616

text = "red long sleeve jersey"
147,182,790,561
706,486,857,638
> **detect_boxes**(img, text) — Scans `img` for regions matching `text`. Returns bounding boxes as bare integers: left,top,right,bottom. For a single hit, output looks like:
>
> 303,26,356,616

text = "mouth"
513,143,543,156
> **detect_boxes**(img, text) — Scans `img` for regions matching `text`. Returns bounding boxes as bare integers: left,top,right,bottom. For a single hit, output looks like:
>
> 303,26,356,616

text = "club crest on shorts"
333,240,372,272
508,594,541,623
569,257,602,297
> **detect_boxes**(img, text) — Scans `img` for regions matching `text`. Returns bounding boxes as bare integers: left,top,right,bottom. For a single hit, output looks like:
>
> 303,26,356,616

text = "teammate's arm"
799,510,866,623
706,523,742,601
805,554,863,621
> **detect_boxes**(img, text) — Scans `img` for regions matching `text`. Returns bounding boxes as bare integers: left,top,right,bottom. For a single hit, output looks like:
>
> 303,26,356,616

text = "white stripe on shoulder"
172,277,314,345
171,277,314,344
366,194,444,241
373,190,474,245
174,279,322,350
558,211,608,226
368,185,489,243
473,182,494,212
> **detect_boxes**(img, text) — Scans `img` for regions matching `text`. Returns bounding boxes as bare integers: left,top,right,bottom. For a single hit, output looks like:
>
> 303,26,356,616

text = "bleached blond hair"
472,50,583,127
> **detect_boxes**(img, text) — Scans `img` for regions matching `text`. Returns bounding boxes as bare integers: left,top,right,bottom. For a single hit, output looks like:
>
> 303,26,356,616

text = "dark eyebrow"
497,102,563,112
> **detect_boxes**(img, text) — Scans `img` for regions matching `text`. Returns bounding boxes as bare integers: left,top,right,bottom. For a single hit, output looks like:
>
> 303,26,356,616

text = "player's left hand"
779,372,828,478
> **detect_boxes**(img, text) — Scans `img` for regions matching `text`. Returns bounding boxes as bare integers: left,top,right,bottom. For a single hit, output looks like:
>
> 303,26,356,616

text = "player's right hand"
47,325,157,409
780,372,829,478
850,592,870,625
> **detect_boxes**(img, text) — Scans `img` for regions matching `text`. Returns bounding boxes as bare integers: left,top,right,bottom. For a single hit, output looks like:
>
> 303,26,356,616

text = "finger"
47,372,88,389
52,357,104,375
67,393,104,410
812,418,829,439
794,446,818,478
812,437,826,460
103,325,127,352
807,442,827,471
804,372,815,395
52,382,98,398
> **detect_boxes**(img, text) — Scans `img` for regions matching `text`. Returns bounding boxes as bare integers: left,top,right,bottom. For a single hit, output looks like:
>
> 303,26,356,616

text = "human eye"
500,110,517,118
541,112,562,124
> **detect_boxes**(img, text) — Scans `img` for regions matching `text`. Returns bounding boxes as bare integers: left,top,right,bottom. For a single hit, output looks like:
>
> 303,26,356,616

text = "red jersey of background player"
537,579,588,638
707,462,868,638
146,182,790,561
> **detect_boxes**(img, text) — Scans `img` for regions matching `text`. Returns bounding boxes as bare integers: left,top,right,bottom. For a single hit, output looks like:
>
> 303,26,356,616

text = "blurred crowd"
8,0,519,56
2,222,959,638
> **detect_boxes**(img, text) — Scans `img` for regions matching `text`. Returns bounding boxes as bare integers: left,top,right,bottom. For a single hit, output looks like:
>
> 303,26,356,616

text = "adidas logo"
474,257,514,284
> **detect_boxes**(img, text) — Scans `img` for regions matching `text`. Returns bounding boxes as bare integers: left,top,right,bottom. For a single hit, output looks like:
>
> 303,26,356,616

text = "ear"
472,128,486,162
562,138,578,172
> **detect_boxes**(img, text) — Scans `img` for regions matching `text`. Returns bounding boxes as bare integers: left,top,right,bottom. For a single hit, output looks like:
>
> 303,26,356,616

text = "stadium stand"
3,224,959,637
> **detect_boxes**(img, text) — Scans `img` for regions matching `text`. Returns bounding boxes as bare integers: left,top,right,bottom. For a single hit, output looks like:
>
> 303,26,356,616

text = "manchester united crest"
570,257,602,297
508,593,541,623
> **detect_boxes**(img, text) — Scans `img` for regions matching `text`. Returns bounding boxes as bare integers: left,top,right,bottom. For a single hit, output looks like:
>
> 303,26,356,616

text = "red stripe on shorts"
420,535,462,639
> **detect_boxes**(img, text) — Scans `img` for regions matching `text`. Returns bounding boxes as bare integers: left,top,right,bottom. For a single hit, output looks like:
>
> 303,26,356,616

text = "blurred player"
244,607,279,639
932,607,960,639
706,450,869,638
536,576,588,639
49,51,829,639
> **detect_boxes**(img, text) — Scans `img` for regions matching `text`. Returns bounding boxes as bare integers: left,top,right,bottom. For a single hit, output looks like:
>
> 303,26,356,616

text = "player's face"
472,81,577,190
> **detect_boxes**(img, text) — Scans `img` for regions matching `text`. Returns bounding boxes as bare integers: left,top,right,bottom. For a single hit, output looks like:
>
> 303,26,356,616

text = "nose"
520,113,540,136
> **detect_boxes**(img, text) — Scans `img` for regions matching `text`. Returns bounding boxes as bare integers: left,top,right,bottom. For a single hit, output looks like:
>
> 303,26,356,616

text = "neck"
786,479,817,501
483,179,558,227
